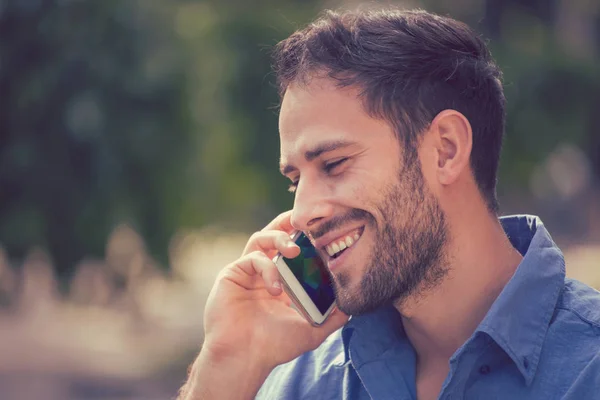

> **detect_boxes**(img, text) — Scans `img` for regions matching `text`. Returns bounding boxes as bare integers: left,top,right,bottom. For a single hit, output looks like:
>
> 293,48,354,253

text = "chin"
332,272,363,307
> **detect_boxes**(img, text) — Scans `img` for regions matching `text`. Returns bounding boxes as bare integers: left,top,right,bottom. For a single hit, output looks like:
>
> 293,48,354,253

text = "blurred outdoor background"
0,0,599,398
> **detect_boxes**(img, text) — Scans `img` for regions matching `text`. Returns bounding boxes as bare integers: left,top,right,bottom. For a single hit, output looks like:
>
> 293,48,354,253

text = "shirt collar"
477,215,565,385
341,215,565,385
342,305,406,366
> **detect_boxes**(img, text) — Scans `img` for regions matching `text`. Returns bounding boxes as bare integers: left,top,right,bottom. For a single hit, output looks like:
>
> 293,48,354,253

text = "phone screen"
282,232,336,314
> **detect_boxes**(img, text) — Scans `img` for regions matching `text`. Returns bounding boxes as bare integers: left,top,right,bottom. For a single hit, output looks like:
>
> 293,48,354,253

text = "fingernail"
273,280,282,289
286,242,298,249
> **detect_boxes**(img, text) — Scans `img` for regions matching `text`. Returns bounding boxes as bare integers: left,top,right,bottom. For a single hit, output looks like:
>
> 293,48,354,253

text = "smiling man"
179,8,600,400
278,78,453,320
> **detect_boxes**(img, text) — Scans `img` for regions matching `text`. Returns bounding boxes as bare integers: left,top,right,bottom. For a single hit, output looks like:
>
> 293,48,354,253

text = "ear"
429,110,473,186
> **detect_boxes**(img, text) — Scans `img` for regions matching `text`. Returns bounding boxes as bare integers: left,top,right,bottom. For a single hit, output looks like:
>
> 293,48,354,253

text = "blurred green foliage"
0,0,598,285
0,1,193,281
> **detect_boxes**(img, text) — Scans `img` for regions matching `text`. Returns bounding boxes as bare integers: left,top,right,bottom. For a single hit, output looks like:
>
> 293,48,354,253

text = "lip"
312,225,365,252
312,225,365,272
326,230,362,272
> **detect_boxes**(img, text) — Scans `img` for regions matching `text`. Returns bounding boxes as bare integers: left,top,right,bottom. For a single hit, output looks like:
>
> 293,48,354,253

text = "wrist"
201,336,279,372
183,343,274,400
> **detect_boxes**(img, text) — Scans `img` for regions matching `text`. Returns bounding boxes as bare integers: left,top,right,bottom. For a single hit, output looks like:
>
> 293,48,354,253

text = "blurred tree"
426,0,600,193
0,0,598,288
175,1,322,228
0,0,193,284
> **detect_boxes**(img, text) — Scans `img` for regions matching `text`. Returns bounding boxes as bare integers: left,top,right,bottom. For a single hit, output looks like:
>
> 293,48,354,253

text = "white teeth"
332,242,340,254
325,230,362,258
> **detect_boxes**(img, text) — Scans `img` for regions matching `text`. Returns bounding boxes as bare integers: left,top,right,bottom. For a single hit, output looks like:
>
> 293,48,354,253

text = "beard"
313,162,449,316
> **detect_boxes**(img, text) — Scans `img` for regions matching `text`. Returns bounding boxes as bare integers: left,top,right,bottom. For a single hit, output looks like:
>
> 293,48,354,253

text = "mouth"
323,226,365,261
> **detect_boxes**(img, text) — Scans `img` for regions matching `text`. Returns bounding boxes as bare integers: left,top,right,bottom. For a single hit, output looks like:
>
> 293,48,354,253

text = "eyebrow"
279,140,357,176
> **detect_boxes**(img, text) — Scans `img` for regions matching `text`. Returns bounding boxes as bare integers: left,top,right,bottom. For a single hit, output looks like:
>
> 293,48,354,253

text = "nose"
290,176,334,232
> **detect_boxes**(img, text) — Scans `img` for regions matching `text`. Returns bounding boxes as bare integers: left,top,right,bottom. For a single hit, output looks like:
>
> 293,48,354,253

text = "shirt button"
479,365,491,375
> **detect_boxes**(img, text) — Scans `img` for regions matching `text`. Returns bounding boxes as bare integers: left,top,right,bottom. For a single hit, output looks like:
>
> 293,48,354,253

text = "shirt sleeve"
255,361,303,400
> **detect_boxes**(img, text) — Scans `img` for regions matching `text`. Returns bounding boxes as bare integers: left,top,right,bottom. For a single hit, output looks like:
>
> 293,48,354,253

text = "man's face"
279,78,448,315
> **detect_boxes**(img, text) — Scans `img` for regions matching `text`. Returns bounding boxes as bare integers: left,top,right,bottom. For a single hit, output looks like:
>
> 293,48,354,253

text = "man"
179,8,600,400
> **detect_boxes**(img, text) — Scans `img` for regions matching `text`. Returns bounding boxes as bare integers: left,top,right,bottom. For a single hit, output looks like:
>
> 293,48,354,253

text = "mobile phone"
273,231,336,325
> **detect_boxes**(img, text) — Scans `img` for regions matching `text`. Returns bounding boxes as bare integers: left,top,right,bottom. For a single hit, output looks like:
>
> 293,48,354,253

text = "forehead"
278,79,395,159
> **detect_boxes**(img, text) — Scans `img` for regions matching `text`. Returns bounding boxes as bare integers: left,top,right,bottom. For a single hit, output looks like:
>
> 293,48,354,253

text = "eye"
287,158,349,193
324,158,348,174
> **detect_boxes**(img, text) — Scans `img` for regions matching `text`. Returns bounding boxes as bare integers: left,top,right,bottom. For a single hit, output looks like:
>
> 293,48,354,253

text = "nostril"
307,216,324,227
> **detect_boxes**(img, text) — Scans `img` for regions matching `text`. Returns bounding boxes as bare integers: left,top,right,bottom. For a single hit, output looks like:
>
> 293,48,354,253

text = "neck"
397,201,523,368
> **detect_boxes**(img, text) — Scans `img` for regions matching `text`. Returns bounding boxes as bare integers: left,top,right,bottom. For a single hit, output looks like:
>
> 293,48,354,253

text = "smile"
325,227,364,258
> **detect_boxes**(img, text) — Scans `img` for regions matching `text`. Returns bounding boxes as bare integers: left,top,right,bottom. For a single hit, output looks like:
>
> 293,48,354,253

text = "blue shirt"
256,215,600,399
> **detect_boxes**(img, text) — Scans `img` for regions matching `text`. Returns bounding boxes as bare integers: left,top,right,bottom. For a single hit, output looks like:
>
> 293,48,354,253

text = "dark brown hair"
272,8,505,213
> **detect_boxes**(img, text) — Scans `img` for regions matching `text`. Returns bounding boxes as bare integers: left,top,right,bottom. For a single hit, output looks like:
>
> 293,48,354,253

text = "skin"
178,211,349,400
180,77,523,400
280,80,449,317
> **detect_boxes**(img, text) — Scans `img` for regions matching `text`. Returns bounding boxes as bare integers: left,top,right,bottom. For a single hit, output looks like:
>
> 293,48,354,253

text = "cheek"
336,174,386,224
335,172,370,206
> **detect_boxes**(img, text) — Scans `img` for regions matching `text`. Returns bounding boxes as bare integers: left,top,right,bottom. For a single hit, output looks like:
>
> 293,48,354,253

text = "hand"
201,210,349,371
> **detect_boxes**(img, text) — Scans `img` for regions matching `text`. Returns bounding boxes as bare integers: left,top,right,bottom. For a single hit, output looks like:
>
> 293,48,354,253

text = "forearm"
178,348,273,400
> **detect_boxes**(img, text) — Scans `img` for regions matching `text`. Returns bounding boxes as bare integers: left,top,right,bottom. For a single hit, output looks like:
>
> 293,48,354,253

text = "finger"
226,251,283,296
262,210,294,233
243,230,300,259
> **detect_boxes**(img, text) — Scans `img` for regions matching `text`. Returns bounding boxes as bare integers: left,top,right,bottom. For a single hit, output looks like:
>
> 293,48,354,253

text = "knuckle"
253,251,277,270
276,230,289,240
249,250,264,259
275,211,289,221
248,231,262,242
215,266,233,282
252,251,272,263
274,211,286,220
271,231,288,245
226,258,243,272
224,254,251,273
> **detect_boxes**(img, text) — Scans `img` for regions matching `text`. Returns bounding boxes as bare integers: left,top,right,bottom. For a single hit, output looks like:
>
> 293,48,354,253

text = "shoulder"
540,279,600,376
555,278,600,332
521,279,600,396
256,328,346,399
